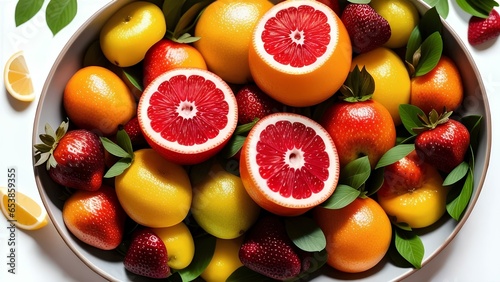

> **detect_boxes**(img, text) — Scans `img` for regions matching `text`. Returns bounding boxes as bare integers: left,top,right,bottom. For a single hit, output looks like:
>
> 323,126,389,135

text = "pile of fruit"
33,0,485,281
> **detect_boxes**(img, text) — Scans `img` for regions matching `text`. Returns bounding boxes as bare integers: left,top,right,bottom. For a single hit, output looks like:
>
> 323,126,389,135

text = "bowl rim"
31,0,493,281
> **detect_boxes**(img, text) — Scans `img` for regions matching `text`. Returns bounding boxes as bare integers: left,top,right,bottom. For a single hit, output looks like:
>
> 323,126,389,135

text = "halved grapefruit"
137,68,238,165
239,112,339,216
249,0,352,107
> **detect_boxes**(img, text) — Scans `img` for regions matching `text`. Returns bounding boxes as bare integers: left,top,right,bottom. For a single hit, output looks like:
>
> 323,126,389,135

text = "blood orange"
248,0,352,107
137,68,238,165
239,112,339,216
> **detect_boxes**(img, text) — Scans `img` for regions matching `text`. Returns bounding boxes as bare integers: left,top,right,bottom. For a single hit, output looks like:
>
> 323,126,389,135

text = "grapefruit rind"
138,68,238,165
241,113,339,216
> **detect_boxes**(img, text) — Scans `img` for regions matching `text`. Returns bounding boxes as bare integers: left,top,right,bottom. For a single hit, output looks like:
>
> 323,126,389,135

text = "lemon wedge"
0,187,48,231
3,50,35,102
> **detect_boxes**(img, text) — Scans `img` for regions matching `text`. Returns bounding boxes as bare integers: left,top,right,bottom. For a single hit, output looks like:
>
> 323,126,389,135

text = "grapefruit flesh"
138,68,238,165
240,112,340,216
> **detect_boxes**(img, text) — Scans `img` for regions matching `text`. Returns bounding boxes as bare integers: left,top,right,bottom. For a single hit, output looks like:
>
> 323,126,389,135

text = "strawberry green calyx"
413,108,453,134
34,119,69,170
339,65,375,102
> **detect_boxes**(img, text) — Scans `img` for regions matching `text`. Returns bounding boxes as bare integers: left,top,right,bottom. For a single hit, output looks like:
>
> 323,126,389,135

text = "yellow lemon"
100,1,166,67
153,222,195,270
3,51,34,102
0,187,48,231
370,0,419,49
201,237,244,282
193,0,274,84
115,149,192,228
191,162,260,239
351,47,411,125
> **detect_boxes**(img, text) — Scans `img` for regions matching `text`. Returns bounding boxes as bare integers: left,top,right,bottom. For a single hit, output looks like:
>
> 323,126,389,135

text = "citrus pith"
249,0,352,107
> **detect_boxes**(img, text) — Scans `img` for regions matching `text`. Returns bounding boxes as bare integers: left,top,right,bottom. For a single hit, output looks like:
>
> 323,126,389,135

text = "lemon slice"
3,50,35,102
0,187,48,230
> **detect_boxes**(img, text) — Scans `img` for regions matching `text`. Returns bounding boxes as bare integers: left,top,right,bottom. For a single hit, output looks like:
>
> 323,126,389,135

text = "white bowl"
32,1,491,281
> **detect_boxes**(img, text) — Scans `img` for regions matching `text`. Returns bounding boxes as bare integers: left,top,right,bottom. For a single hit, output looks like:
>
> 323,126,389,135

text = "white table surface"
0,1,499,281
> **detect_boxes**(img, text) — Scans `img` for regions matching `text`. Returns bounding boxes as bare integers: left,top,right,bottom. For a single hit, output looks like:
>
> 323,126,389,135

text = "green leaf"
227,266,275,282
116,129,134,156
364,167,385,196
100,137,130,158
163,0,186,32
405,26,422,64
235,119,259,135
375,144,415,169
178,235,216,281
460,115,483,153
285,216,326,252
399,104,425,135
414,32,443,77
395,229,424,269
122,68,143,92
419,6,443,39
340,156,371,189
220,135,246,159
45,0,77,36
321,184,361,209
423,0,450,18
456,0,498,18
104,157,132,178
15,0,44,26
446,168,474,221
443,162,469,186
173,0,214,39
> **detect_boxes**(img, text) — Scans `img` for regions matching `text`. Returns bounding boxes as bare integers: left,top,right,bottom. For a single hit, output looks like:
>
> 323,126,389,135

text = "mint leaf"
375,144,415,169
15,0,44,26
321,184,360,209
46,0,77,36
395,229,424,269
285,216,326,252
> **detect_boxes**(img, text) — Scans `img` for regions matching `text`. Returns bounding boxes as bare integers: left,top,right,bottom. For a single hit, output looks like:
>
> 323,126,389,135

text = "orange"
194,0,274,84
3,50,35,102
410,56,464,115
313,197,392,273
63,66,137,136
240,112,339,217
249,0,352,107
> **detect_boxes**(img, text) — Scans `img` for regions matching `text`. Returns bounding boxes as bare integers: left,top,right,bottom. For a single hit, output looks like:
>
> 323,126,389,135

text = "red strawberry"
239,215,302,280
34,119,105,191
468,9,500,46
235,84,284,124
414,110,470,173
62,185,126,250
123,116,147,147
124,228,170,279
340,3,391,53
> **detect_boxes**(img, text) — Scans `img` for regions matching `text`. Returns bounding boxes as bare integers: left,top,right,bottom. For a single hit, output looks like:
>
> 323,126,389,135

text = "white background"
0,1,499,281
